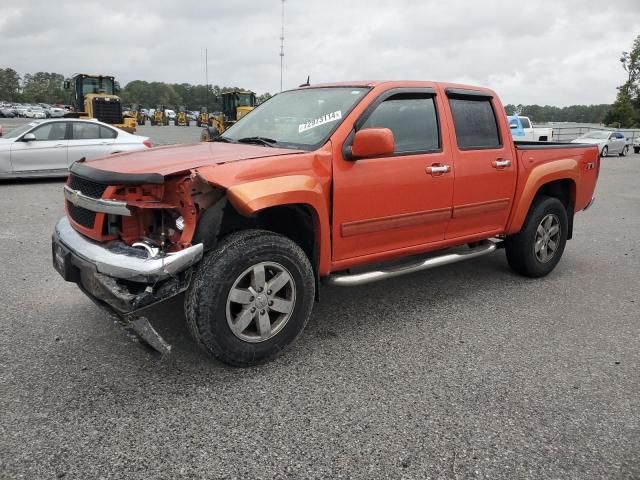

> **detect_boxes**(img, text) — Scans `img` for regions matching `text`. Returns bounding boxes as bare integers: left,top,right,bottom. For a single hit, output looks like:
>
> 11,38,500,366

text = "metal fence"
539,123,640,142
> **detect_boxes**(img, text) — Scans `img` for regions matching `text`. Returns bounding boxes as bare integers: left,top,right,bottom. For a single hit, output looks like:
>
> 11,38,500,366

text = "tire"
601,146,608,157
185,229,315,367
619,146,628,157
505,195,568,278
634,147,640,154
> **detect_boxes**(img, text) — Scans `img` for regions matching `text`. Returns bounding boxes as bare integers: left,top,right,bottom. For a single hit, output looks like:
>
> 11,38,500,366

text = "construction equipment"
63,74,137,133
200,90,256,141
175,106,190,126
196,107,210,127
130,103,146,126
150,105,169,126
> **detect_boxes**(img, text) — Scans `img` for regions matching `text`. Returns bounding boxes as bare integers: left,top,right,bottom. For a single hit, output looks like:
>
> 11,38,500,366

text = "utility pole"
205,48,210,109
280,0,285,92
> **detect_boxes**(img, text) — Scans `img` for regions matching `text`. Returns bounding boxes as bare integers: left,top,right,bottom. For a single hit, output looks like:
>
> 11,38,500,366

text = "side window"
361,94,439,153
29,123,67,141
520,117,531,129
72,122,101,140
100,126,117,139
449,97,501,149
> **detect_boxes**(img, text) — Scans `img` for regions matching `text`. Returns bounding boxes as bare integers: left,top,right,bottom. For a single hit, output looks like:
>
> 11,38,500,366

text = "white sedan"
0,119,152,179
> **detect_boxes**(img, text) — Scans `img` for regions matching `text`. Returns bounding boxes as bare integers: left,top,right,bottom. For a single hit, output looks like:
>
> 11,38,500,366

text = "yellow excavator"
150,105,169,126
196,107,210,128
200,90,256,141
130,103,146,126
175,106,190,126
63,74,137,133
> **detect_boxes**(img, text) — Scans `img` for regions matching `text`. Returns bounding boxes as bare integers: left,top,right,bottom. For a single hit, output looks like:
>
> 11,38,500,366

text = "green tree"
0,68,21,101
605,34,640,127
21,72,66,104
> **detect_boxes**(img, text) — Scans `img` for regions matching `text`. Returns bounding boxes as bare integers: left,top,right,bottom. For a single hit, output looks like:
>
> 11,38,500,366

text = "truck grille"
66,200,96,228
92,97,123,124
66,174,109,229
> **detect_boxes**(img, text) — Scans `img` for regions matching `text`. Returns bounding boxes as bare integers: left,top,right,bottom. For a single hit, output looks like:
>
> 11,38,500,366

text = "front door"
444,92,517,239
10,122,68,173
332,89,454,261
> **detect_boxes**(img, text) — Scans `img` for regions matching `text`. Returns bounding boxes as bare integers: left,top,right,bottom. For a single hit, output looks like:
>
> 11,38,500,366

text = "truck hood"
85,142,305,177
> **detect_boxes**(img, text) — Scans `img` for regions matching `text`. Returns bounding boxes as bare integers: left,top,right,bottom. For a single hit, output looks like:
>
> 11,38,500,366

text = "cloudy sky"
1,0,639,106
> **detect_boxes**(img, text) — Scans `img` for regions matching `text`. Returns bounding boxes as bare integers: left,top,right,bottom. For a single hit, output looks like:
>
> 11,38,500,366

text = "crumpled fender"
196,171,332,275
506,158,578,234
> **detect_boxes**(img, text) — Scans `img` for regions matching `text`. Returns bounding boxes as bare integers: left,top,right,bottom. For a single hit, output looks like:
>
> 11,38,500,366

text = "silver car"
571,130,629,157
0,119,151,179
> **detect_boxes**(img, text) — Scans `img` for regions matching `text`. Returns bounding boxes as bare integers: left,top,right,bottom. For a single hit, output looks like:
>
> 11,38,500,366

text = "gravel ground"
0,122,638,479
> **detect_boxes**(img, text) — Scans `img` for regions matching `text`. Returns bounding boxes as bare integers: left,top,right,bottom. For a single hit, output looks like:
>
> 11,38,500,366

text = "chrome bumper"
53,216,203,283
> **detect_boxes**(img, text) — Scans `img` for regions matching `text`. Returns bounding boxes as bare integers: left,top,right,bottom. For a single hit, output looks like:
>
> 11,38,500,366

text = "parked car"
571,130,629,157
15,105,29,117
25,107,47,119
48,107,66,118
0,108,16,118
165,109,176,121
633,137,640,154
51,80,600,366
508,115,553,141
0,118,151,179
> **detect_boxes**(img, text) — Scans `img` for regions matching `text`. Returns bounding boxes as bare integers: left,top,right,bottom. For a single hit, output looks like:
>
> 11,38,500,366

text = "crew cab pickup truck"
508,115,554,141
52,81,600,366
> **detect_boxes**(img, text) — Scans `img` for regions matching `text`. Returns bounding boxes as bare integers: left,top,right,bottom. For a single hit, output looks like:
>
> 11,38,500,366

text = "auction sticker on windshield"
298,111,342,133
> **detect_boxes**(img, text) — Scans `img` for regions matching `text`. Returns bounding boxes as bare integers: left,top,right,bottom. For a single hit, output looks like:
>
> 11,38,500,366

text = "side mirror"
510,124,517,129
349,128,395,159
23,133,36,142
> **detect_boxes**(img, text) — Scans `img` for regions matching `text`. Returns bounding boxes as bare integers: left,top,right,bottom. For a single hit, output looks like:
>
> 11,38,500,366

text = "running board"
325,240,498,287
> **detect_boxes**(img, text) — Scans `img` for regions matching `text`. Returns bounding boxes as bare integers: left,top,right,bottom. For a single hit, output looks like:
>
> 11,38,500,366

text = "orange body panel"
69,81,599,276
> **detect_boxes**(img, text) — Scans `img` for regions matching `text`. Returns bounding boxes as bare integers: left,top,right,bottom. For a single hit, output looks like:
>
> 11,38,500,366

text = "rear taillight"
143,139,152,148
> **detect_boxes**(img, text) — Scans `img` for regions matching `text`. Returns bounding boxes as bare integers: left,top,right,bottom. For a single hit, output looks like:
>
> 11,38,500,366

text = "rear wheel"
619,145,628,157
505,196,568,278
601,146,608,157
185,230,315,367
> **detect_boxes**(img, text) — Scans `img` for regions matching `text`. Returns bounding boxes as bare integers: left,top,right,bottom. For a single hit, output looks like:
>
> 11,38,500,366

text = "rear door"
443,89,517,239
9,122,69,173
332,88,454,261
67,122,117,164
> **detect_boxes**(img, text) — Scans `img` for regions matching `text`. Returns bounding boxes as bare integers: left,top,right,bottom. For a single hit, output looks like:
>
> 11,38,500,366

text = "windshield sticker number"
298,111,342,133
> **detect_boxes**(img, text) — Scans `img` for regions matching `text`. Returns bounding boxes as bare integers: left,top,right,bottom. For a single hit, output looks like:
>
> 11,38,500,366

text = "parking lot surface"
0,123,638,478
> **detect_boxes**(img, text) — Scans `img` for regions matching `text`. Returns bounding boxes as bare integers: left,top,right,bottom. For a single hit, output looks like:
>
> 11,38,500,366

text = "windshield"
221,87,370,150
580,130,610,139
3,122,40,139
82,77,115,95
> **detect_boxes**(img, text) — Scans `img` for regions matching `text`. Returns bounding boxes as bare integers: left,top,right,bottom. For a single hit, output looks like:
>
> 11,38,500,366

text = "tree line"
0,68,272,111
603,34,640,128
503,103,611,124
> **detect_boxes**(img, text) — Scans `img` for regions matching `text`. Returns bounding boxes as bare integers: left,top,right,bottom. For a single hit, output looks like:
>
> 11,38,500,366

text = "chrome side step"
325,240,498,287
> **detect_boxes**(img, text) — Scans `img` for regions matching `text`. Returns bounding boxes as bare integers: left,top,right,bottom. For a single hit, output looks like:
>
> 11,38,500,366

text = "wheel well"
534,179,575,239
194,199,319,275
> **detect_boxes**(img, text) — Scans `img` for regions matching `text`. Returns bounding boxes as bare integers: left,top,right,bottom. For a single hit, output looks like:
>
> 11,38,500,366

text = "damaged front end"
52,162,220,354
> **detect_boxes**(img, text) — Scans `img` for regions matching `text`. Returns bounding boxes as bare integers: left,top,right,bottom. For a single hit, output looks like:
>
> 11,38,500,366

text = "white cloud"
1,0,638,105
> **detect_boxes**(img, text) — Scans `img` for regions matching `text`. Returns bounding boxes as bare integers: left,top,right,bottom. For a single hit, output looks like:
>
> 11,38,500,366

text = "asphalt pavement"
0,123,638,479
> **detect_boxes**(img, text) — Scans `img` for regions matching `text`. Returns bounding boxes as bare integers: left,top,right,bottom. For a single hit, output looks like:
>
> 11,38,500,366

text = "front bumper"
52,216,203,315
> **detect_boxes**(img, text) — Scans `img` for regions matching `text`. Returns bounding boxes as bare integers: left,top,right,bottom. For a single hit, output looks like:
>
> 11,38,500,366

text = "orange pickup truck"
52,81,599,366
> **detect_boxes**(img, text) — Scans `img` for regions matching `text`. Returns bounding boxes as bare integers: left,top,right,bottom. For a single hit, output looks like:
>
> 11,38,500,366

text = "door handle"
426,164,451,175
55,144,66,148
492,159,511,169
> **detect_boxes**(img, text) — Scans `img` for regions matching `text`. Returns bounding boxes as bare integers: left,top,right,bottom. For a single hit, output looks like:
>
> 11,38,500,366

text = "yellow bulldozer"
196,107,210,128
175,106,190,126
200,90,256,141
63,74,137,133
150,105,169,126
130,103,146,126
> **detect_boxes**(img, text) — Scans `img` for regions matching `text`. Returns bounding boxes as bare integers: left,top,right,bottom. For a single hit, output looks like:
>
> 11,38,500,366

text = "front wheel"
185,230,315,367
601,146,608,157
505,196,568,278
619,145,628,157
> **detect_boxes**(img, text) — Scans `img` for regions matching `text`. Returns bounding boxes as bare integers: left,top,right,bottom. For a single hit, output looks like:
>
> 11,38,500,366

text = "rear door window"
361,94,440,154
72,122,101,140
449,97,501,149
99,126,117,139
